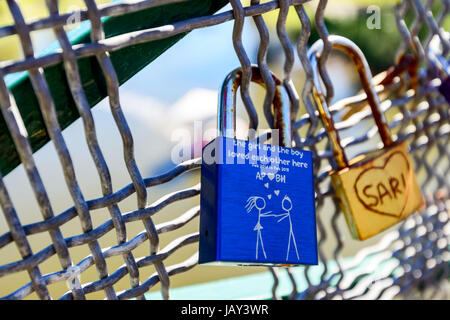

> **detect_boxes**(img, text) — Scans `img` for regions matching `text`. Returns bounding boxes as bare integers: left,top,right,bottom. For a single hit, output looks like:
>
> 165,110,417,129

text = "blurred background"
0,0,448,299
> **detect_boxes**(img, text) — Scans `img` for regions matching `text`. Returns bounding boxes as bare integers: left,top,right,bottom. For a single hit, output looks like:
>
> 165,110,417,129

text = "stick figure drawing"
277,195,300,261
245,194,300,261
245,196,275,259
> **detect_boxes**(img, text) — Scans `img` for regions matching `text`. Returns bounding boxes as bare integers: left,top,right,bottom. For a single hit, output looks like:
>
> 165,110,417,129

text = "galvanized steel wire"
0,0,448,300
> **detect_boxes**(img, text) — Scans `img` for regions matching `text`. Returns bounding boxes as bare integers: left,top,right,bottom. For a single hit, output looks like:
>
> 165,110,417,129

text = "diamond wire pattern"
0,0,448,300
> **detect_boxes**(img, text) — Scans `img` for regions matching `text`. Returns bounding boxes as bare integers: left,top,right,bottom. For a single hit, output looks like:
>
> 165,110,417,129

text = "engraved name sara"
354,151,411,218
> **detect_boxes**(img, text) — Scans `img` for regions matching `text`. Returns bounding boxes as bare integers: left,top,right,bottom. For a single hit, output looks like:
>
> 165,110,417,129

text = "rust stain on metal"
340,44,393,147
378,53,419,91
225,66,288,144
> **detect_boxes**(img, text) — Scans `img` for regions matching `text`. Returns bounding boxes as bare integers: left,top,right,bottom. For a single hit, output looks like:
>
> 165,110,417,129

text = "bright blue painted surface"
199,137,317,266
199,142,219,264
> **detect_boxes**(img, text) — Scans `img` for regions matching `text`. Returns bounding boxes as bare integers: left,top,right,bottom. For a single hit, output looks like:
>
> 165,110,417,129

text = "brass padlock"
308,35,424,240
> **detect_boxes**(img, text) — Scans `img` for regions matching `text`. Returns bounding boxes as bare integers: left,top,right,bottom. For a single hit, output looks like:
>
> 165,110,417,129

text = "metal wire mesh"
0,0,448,300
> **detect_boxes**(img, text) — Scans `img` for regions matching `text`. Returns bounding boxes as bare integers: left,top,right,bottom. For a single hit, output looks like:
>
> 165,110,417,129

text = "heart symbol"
354,151,412,218
267,194,272,200
267,173,275,181
274,190,280,196
264,183,269,189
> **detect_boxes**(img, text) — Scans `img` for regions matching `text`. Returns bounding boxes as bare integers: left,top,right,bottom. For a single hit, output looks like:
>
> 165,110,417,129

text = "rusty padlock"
308,36,424,240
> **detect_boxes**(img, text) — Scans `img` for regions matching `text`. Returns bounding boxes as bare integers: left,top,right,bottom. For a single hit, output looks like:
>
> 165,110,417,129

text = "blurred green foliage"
307,9,400,74
300,2,450,74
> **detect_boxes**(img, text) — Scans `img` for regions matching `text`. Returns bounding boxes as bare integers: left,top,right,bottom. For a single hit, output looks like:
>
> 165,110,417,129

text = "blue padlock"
199,66,317,266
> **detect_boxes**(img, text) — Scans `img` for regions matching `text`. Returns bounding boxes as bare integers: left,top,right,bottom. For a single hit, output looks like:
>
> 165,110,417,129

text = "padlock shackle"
308,35,394,170
218,65,292,147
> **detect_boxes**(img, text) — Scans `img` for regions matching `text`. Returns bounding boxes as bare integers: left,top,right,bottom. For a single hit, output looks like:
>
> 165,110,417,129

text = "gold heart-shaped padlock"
308,36,423,240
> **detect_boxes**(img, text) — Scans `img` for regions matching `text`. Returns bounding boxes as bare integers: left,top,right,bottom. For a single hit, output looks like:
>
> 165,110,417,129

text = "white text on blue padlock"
199,66,317,266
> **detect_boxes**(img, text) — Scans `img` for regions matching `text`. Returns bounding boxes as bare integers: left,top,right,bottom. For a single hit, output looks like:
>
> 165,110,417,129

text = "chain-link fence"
0,0,448,300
